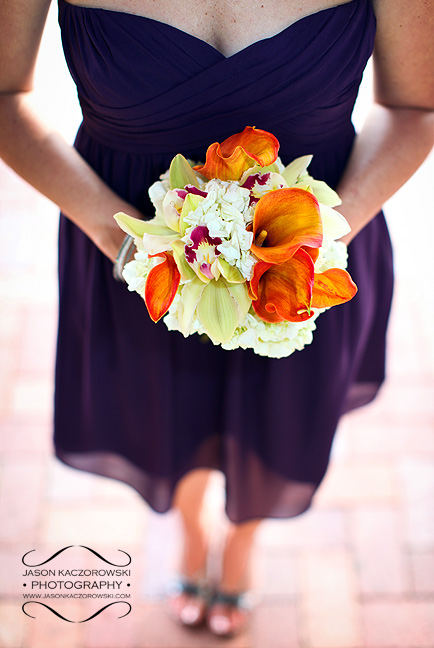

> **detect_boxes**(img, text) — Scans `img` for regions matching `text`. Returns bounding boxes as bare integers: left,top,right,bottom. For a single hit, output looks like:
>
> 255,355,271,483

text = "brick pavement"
0,6,433,648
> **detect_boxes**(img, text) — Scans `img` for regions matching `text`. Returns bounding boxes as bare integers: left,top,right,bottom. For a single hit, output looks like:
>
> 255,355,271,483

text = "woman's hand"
0,0,143,264
336,0,434,244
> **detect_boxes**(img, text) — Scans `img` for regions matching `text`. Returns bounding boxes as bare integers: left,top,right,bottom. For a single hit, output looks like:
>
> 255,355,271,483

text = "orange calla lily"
249,248,315,323
250,188,323,265
311,268,358,308
193,126,279,181
303,247,320,264
144,252,181,322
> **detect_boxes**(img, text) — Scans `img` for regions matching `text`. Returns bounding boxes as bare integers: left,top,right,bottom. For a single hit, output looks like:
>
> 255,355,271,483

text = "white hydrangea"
162,235,349,358
221,311,321,358
315,239,348,273
122,250,162,300
181,179,256,280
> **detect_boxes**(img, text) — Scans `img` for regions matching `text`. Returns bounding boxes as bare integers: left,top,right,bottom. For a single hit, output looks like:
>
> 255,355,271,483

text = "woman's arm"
0,0,143,262
337,0,434,244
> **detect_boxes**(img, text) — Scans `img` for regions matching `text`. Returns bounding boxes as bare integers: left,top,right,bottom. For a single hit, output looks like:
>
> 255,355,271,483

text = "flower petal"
281,155,313,186
239,161,283,184
177,277,207,335
217,258,245,283
219,127,279,165
193,126,279,181
162,189,188,232
148,181,167,218
225,280,251,322
142,232,179,255
248,260,273,301
302,246,320,264
250,249,315,323
171,239,196,281
242,172,288,201
319,205,351,240
179,193,205,235
311,268,358,308
305,179,341,207
114,211,176,238
144,253,180,322
250,188,323,264
169,153,199,189
196,279,240,342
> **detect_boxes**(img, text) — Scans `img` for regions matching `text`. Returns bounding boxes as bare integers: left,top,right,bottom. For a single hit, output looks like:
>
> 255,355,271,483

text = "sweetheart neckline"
59,0,360,60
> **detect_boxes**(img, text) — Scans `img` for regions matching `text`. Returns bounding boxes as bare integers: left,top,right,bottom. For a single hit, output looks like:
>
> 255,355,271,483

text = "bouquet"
114,127,357,358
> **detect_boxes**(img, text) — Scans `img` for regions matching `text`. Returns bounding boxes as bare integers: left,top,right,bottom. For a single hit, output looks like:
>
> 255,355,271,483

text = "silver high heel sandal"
206,588,254,637
165,577,211,628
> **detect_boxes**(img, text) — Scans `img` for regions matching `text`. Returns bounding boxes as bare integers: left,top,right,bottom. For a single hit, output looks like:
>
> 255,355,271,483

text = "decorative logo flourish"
22,546,131,567
22,601,132,622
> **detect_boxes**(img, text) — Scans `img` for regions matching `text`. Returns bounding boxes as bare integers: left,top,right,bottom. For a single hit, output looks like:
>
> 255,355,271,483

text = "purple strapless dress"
55,0,393,521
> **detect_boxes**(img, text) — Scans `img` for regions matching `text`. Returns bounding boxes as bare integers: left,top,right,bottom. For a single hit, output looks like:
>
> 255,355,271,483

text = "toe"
207,603,249,637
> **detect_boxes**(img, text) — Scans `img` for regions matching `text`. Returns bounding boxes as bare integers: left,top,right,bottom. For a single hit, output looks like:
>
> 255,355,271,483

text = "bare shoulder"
371,0,434,109
0,0,52,92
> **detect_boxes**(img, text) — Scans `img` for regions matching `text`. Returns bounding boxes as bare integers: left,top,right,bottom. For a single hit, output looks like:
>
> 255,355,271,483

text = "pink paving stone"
346,422,434,457
0,545,35,597
252,601,299,648
398,458,434,550
40,504,146,547
346,408,434,436
133,602,250,648
387,311,430,379
349,507,408,595
315,460,398,507
342,405,390,433
391,271,434,330
140,512,183,599
298,548,363,648
17,307,57,376
0,458,47,544
83,600,136,648
254,549,298,598
0,601,26,648
9,378,54,422
361,600,434,648
46,461,96,501
0,345,15,414
0,420,52,454
330,427,353,461
256,508,348,550
0,302,20,342
404,504,434,551
387,342,433,384
91,473,145,505
354,382,434,430
25,602,85,648
1,272,57,307
374,382,434,418
409,552,434,594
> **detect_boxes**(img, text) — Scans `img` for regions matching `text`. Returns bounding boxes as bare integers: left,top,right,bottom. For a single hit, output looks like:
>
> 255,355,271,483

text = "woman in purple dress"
1,0,433,637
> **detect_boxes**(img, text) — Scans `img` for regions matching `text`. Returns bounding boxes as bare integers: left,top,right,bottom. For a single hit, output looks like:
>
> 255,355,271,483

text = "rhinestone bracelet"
112,234,134,282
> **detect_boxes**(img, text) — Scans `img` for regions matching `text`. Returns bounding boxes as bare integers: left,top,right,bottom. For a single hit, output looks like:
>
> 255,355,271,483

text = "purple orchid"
184,225,222,281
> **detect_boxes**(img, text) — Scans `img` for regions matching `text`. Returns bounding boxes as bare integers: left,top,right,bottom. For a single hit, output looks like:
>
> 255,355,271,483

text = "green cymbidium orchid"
177,276,251,343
